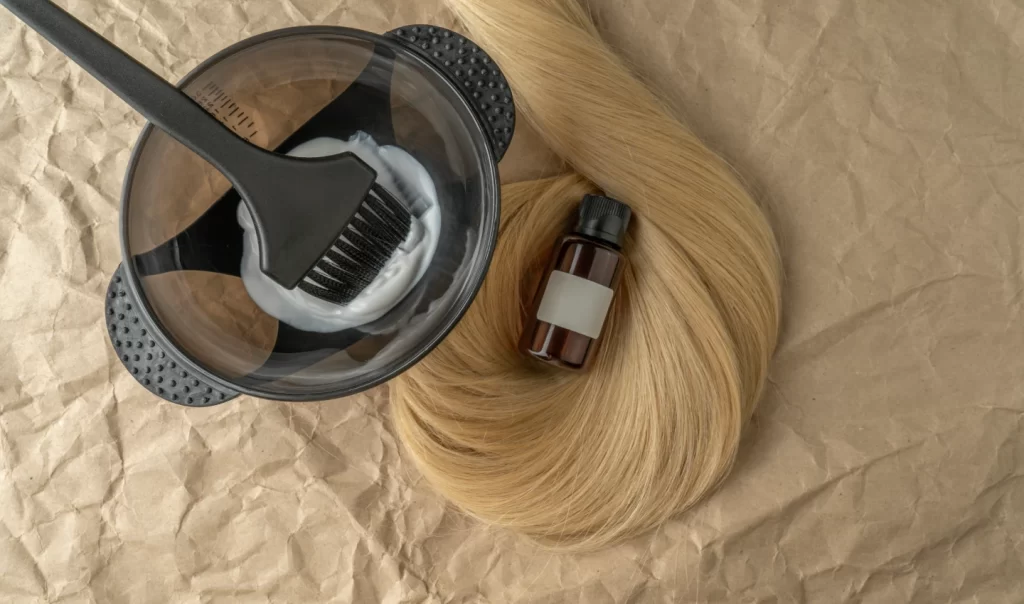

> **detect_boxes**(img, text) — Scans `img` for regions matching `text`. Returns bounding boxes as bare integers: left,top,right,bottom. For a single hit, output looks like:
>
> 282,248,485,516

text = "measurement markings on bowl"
191,82,261,142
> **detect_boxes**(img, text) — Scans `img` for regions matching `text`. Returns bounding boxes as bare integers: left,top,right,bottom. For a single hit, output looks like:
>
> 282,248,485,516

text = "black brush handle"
1,0,382,291
0,0,256,175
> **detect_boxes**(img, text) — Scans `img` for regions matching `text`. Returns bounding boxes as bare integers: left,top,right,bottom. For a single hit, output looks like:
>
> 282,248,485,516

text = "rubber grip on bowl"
105,265,239,407
387,25,516,162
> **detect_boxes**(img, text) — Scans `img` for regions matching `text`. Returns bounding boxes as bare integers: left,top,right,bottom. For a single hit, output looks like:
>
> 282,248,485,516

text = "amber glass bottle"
519,195,632,371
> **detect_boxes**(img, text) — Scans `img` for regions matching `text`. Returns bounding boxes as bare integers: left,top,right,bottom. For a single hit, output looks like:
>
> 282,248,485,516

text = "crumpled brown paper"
1,0,1022,601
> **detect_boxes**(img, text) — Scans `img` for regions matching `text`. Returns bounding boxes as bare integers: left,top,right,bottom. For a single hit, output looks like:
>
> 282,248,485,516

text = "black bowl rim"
119,25,502,402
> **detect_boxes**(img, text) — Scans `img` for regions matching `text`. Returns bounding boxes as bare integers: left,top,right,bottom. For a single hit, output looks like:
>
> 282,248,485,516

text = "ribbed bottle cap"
575,194,632,247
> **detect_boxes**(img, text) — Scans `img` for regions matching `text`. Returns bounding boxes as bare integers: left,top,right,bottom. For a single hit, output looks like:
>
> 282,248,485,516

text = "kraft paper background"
1,0,1021,601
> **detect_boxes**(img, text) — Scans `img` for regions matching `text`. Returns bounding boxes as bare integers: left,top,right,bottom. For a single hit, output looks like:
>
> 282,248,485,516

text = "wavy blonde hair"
390,0,782,550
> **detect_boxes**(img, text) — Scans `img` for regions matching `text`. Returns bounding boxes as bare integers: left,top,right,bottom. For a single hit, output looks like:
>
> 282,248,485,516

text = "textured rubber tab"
105,265,239,407
388,25,515,161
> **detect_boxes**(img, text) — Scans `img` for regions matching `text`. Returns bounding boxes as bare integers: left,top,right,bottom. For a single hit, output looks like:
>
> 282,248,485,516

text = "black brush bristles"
297,182,414,305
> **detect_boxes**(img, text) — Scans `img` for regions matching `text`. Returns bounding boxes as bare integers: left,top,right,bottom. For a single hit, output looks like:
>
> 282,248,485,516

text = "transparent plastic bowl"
120,27,500,401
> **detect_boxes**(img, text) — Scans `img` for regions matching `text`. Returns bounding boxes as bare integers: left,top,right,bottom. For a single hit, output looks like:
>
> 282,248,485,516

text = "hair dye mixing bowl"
106,26,515,405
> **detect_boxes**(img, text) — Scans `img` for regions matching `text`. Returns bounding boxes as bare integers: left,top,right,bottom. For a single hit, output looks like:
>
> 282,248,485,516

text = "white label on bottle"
535,271,614,339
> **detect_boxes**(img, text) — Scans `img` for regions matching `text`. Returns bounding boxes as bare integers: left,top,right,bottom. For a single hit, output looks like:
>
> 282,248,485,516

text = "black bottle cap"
575,194,632,248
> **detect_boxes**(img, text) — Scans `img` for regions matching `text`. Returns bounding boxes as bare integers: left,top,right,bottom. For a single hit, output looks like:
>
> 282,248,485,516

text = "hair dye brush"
1,0,411,305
